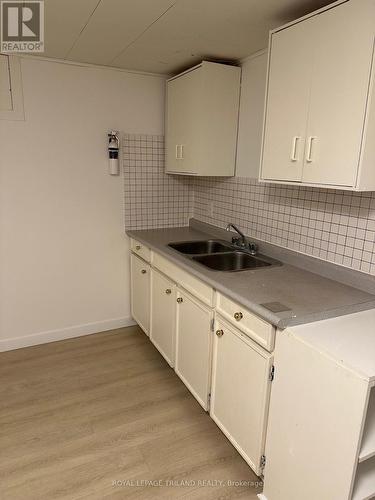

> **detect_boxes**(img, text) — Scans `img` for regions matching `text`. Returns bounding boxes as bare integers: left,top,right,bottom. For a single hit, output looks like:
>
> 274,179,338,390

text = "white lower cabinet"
210,317,273,475
130,253,150,335
262,326,375,500
175,288,213,410
130,245,275,477
150,268,176,367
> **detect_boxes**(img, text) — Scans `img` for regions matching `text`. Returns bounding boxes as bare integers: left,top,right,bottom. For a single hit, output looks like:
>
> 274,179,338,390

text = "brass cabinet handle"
177,297,183,303
234,312,243,321
165,289,172,295
141,269,147,274
216,329,224,337
136,245,141,250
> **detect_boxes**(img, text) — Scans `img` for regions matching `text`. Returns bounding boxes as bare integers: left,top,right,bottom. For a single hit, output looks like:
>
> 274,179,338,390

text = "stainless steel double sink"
168,240,281,272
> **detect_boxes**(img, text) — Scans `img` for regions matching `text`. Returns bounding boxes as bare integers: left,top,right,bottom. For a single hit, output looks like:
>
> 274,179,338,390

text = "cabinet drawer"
216,293,275,351
152,252,214,307
130,238,151,263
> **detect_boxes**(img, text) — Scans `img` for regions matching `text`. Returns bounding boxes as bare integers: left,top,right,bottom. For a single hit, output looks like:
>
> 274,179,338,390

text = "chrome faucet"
226,223,247,246
226,223,258,256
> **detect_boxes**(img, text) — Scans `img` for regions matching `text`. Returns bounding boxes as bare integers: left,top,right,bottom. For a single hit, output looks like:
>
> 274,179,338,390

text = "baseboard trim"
0,316,137,352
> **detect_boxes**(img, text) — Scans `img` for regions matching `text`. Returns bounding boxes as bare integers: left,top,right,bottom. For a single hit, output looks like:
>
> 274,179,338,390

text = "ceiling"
41,0,333,74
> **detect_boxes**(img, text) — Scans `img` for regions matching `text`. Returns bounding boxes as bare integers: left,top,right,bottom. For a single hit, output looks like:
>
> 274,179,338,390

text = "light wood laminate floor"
0,326,263,499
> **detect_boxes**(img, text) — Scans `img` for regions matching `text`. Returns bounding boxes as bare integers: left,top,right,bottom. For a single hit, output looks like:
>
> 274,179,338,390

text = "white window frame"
0,55,25,121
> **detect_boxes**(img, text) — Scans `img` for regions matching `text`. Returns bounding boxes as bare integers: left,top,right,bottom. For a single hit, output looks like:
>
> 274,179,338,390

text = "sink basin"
192,251,276,272
168,239,282,272
168,240,233,255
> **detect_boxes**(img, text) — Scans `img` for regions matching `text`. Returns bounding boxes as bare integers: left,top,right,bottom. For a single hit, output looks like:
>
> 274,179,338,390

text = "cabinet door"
261,18,314,182
263,330,368,500
302,1,374,186
130,253,150,336
210,318,273,475
175,288,212,410
150,269,176,367
165,68,201,174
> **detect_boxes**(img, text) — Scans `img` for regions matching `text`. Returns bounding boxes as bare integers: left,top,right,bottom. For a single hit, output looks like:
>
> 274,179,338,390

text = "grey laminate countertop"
126,223,375,329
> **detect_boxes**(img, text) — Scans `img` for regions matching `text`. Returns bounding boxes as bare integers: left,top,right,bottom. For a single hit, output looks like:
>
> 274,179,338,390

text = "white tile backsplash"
193,177,375,275
123,134,193,229
123,134,375,276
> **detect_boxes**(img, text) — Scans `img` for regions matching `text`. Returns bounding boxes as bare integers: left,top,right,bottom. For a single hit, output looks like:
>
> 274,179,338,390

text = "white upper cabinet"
260,0,375,190
261,17,314,182
166,61,241,176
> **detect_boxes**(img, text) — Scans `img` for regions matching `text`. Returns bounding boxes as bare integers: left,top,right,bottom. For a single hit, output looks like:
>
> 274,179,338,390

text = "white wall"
236,50,268,178
0,57,165,351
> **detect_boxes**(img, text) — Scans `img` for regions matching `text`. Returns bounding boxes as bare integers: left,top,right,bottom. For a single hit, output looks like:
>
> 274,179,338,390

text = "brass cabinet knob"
234,312,243,321
136,245,141,250
141,269,147,274
216,329,224,337
165,289,172,295
177,297,183,303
